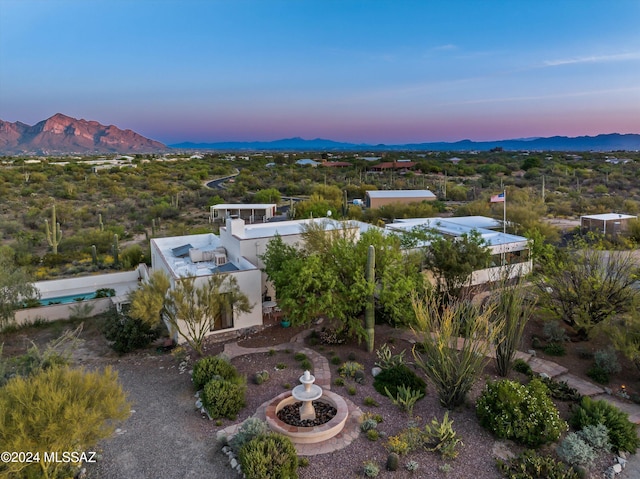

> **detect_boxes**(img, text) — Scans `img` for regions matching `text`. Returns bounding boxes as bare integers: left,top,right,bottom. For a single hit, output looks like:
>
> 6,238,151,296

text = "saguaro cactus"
365,245,376,353
98,213,104,231
342,190,348,217
91,245,98,265
112,234,119,268
45,205,62,254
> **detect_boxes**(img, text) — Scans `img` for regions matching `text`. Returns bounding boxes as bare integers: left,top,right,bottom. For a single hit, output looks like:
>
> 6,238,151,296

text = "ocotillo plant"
45,205,62,254
365,245,376,352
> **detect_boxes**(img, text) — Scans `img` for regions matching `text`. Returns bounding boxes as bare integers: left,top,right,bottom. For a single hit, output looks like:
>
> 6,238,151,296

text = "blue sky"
1,0,639,144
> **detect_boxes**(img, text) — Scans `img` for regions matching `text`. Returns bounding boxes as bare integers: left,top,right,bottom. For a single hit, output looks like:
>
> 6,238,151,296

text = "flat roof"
581,213,637,221
366,189,436,199
152,233,255,278
228,218,368,240
387,217,528,247
212,204,276,210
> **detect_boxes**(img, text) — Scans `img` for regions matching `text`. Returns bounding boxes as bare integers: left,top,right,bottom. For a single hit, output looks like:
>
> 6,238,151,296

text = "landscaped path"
219,326,640,476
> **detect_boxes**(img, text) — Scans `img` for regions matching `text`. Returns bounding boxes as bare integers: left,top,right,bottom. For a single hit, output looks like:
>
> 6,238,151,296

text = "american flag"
490,192,505,203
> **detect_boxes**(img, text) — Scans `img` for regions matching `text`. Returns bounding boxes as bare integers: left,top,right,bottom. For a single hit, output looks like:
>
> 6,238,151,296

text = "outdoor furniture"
262,300,277,320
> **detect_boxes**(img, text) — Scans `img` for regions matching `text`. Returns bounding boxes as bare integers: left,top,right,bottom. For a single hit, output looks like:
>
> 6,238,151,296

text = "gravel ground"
80,323,635,479
85,353,232,479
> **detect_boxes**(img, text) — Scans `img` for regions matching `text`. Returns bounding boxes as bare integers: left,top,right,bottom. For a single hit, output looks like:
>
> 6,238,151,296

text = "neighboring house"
365,189,437,208
369,160,417,171
386,216,532,286
580,213,638,236
210,203,277,223
150,214,531,343
295,159,319,167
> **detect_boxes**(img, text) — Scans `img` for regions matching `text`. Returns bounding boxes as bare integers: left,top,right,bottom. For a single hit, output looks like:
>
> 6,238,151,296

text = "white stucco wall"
14,298,113,325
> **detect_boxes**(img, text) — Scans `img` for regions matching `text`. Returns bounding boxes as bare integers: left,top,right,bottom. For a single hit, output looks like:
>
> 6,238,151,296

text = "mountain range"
1,114,639,154
0,114,166,154
172,134,640,152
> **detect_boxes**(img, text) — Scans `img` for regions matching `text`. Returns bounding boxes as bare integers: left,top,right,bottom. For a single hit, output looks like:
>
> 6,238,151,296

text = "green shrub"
578,423,611,452
540,377,582,402
330,356,341,365
476,378,567,447
586,365,610,384
367,429,380,441
102,309,161,354
373,364,426,399
543,320,569,343
300,358,313,371
363,396,379,407
192,356,238,390
275,362,287,370
570,397,639,453
593,347,621,375
293,352,307,361
496,450,579,479
347,351,357,361
347,385,357,395
513,358,533,376
544,342,566,356
556,432,596,467
333,377,345,386
338,361,364,378
298,457,310,467
239,432,298,479
201,377,246,420
229,417,269,453
363,461,380,477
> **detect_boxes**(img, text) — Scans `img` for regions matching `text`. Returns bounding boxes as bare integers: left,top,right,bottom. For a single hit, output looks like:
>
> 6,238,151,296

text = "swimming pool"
40,292,97,306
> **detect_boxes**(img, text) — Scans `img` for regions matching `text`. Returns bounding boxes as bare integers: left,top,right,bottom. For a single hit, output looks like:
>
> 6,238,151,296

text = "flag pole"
503,189,506,234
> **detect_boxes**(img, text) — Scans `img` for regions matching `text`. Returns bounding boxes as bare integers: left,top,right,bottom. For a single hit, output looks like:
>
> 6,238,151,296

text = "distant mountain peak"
0,114,167,154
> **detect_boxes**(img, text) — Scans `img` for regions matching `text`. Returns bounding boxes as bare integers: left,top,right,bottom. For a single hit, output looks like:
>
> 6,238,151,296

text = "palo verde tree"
536,239,640,339
0,366,130,479
166,275,251,354
130,270,251,355
0,248,39,329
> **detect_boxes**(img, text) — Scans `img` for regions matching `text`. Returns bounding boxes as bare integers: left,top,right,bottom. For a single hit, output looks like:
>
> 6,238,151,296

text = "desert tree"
0,366,130,479
129,270,251,354
166,275,251,355
536,241,640,339
404,226,491,300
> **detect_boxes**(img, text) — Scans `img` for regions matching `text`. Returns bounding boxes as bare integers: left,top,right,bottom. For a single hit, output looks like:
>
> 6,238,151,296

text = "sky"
1,0,639,145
